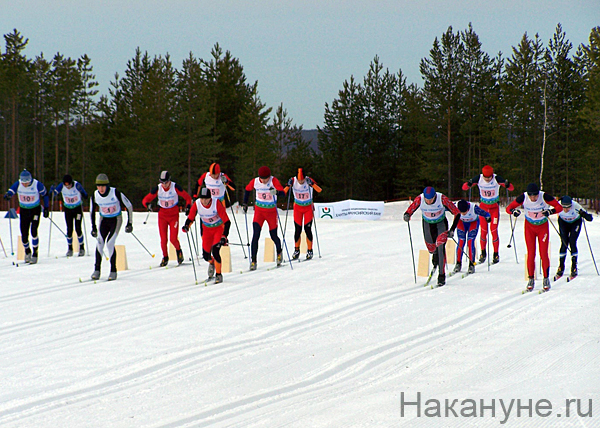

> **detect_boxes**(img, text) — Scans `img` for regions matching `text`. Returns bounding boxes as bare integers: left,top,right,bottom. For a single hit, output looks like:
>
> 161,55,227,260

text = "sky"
2,1,599,129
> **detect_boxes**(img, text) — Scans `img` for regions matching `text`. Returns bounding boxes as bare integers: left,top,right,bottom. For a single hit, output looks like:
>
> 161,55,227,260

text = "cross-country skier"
403,186,461,287
284,168,322,260
453,199,491,275
3,169,49,264
50,174,89,257
555,196,593,280
142,171,192,267
243,166,285,271
182,187,231,284
89,174,133,281
506,183,562,292
195,163,235,206
462,165,514,264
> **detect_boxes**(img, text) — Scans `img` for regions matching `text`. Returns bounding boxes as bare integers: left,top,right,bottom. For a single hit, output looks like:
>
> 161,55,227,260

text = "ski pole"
48,192,55,256
130,231,155,258
81,211,90,256
310,187,322,258
143,204,151,224
508,212,519,264
48,215,68,237
193,218,200,257
547,216,572,256
451,235,475,265
283,187,291,239
407,220,417,284
189,225,200,264
8,201,14,255
185,230,198,285
225,189,247,259
273,194,293,270
582,220,599,275
244,206,251,269
507,188,515,249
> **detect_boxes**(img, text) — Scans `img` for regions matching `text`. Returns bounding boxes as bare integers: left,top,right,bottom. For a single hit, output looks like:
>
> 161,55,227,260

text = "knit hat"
19,169,32,184
63,174,73,185
457,199,469,213
258,166,271,178
526,183,540,196
423,186,436,199
209,163,221,176
297,168,304,181
198,187,211,199
159,171,171,183
482,165,494,178
560,195,572,207
95,173,110,185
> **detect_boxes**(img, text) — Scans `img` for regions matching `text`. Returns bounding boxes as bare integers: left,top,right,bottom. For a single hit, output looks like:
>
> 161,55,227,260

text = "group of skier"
3,164,322,283
403,165,594,291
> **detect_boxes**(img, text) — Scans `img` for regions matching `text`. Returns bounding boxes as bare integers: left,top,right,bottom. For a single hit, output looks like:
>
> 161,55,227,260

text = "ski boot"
542,277,551,291
108,271,117,281
276,251,283,266
214,273,223,284
66,246,74,257
554,266,564,281
25,249,32,263
492,252,500,264
570,256,578,278
467,262,475,274
453,262,462,274
291,248,300,260
437,274,446,287
30,250,38,265
306,249,313,260
159,257,169,267
526,277,535,292
479,249,487,264
208,261,215,278
432,252,439,269
91,270,101,280
176,249,184,265
250,260,257,271
78,245,85,257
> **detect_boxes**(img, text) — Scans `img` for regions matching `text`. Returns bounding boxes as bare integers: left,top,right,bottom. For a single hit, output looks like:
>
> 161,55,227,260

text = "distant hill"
301,129,320,153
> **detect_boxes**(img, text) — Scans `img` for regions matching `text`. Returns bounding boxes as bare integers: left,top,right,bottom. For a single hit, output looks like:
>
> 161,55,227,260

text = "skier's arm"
38,182,49,209
474,204,491,220
142,187,158,209
542,193,563,215
307,177,322,193
216,202,231,237
506,194,525,214
90,194,98,228
222,174,235,191
461,175,481,191
186,201,198,223
76,182,89,199
495,175,514,191
271,177,286,198
243,179,255,205
174,183,193,209
404,195,422,218
4,181,20,199
53,183,64,196
115,189,134,225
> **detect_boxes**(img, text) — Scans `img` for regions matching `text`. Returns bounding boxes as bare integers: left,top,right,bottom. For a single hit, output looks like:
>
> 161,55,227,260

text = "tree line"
1,24,599,210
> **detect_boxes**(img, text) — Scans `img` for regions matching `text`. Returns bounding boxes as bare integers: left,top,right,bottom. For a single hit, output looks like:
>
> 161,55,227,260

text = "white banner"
313,200,384,220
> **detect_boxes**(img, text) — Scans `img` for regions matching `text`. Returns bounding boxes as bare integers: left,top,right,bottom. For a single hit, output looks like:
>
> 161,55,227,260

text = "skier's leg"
524,222,536,278
538,223,551,278
103,216,122,273
266,210,281,254
490,204,500,253
158,213,169,258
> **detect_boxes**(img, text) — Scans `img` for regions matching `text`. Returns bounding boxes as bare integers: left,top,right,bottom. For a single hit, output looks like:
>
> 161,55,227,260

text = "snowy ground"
1,202,599,427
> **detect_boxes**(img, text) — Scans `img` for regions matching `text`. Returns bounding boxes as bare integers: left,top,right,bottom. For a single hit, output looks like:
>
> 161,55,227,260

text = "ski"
566,275,577,282
538,288,551,294
521,288,535,294
203,276,215,286
553,274,563,281
424,266,438,287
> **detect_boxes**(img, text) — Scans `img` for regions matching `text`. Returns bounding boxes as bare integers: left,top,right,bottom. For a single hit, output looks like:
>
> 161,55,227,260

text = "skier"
555,195,594,280
462,165,514,264
284,168,322,260
3,169,49,264
89,173,133,281
403,186,461,287
453,199,491,275
50,174,89,257
142,171,192,267
506,183,562,292
182,187,230,284
243,166,286,271
195,163,235,206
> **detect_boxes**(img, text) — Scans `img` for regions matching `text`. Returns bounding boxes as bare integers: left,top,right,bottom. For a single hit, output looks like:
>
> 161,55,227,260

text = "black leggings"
294,220,313,245
558,218,581,261
251,223,281,262
64,206,83,244
20,206,41,252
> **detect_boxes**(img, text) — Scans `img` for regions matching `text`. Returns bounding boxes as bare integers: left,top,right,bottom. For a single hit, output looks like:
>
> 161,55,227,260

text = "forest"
1,24,599,209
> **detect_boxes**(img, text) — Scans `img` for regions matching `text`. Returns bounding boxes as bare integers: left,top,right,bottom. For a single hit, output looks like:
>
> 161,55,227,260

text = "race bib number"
65,196,79,204
481,189,496,198
160,199,175,208
296,192,310,201
210,188,220,197
19,194,36,203
101,205,118,215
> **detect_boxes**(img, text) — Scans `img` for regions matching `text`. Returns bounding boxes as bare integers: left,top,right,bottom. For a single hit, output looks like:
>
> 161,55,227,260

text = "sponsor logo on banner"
320,207,333,219
314,200,384,220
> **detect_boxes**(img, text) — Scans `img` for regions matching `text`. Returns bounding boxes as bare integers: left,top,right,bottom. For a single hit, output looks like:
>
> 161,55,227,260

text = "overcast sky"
3,1,599,129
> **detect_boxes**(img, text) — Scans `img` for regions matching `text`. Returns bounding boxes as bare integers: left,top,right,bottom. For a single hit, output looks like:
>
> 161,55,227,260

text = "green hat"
96,173,110,185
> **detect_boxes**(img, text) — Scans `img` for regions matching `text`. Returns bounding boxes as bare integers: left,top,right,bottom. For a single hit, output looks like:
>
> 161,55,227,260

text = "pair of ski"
553,273,577,283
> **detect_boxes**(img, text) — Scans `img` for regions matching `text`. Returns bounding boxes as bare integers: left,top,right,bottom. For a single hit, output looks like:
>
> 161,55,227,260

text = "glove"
50,184,56,193
512,209,521,218
91,225,98,238
185,205,191,216
182,219,192,233
486,216,492,223
287,178,294,186
403,213,411,222
269,187,277,196
461,181,472,191
504,180,510,187
447,229,454,240
3,192,10,200
219,235,228,246
582,211,593,222
147,203,152,212
125,223,133,233
306,177,314,185
43,208,50,218
243,204,248,213
542,208,555,217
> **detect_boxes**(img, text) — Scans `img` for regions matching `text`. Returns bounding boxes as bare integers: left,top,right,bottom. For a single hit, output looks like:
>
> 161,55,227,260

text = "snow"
1,202,599,427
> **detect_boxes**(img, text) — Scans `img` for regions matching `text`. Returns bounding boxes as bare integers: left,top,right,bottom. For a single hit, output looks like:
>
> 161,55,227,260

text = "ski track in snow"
1,203,599,428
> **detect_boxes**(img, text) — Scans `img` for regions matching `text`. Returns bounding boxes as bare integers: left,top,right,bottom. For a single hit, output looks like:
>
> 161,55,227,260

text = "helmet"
96,173,110,185
560,196,572,208
159,170,171,183
209,163,221,176
19,169,33,184
198,187,211,199
423,186,436,199
526,183,539,196
482,165,494,178
258,166,271,178
63,174,73,185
